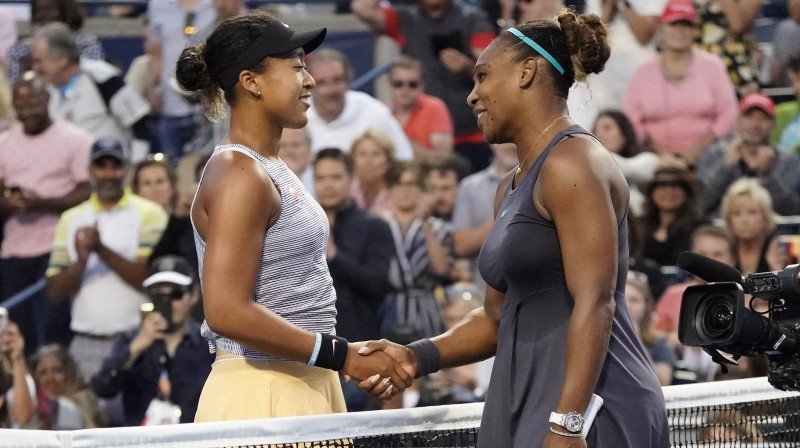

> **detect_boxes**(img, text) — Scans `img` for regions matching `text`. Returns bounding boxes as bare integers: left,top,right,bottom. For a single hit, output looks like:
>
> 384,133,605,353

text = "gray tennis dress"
477,125,669,447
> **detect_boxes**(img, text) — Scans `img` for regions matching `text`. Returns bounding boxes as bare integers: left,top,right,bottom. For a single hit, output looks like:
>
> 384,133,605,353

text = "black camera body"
677,253,800,391
149,292,175,333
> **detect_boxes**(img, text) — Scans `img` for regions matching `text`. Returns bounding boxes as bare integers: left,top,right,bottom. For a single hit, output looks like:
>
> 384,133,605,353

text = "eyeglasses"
184,12,197,35
391,80,421,89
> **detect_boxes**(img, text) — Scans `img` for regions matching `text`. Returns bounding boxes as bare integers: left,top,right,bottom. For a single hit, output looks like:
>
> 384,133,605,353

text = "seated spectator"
624,0,738,164
627,215,669,300
31,23,151,154
0,321,34,428
428,155,469,224
770,0,800,88
639,157,703,267
131,157,178,214
45,138,168,380
585,0,666,111
452,143,518,290
350,128,397,216
351,0,495,172
306,49,413,160
624,273,676,386
722,178,783,275
6,0,104,82
279,127,314,193
696,93,800,216
29,344,106,428
387,56,454,163
773,52,800,153
0,72,92,353
91,256,213,426
592,109,659,216
693,0,763,98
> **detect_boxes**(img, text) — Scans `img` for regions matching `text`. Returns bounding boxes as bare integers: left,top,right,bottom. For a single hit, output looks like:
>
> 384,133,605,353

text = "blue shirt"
91,321,213,425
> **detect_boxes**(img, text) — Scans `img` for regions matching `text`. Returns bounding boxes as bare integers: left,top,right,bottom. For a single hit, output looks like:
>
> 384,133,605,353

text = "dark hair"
32,0,83,30
429,154,470,183
131,158,178,208
313,147,353,175
787,50,800,73
387,160,426,189
594,109,641,158
495,10,610,98
176,11,276,120
641,170,701,241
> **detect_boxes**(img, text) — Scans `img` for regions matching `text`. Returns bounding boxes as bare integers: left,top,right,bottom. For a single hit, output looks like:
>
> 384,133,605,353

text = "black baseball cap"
218,20,327,91
90,138,126,164
143,255,197,288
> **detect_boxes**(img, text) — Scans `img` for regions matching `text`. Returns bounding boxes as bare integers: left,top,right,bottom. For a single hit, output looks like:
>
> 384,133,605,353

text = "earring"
257,90,262,97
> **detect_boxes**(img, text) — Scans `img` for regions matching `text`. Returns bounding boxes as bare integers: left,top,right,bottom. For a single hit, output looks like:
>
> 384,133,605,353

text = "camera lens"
698,296,735,340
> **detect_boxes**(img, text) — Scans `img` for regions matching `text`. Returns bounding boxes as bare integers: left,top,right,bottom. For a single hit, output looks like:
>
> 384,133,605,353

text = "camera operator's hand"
128,312,167,363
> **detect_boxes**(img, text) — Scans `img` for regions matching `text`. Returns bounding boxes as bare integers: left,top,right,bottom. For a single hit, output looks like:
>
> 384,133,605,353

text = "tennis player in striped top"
175,11,411,421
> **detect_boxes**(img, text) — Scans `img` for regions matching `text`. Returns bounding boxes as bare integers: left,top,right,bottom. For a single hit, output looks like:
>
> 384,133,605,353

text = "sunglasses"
391,80,421,89
184,12,197,35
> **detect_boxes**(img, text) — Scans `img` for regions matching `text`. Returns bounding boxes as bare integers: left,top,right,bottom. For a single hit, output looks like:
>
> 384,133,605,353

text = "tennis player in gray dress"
357,10,669,448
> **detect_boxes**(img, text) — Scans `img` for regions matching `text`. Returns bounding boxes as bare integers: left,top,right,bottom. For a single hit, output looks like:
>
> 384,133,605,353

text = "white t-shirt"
306,90,414,160
585,0,667,111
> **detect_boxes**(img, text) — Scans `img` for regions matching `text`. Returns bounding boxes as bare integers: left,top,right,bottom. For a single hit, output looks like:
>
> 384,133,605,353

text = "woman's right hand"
0,322,25,363
341,342,412,398
353,339,418,400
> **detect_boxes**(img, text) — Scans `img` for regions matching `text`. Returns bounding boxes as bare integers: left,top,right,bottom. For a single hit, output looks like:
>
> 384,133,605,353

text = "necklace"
516,115,570,174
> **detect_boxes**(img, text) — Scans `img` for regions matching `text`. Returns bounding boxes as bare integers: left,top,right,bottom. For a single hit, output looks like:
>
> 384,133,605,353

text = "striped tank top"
192,144,337,360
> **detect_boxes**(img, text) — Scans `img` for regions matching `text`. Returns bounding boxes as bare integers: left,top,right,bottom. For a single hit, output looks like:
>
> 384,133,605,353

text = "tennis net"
2,376,800,447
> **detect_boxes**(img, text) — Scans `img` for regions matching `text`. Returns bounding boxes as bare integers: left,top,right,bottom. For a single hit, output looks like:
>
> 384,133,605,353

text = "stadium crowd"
1,0,800,430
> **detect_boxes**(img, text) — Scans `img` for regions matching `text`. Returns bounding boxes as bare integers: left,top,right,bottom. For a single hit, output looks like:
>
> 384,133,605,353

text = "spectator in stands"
722,178,783,275
624,0,738,164
280,127,314,192
770,0,800,88
428,155,469,223
384,161,451,341
0,321,34,428
655,225,735,381
592,109,658,217
584,0,666,111
351,0,495,172
695,93,800,217
350,128,397,217
387,56,454,163
6,0,104,83
45,138,168,380
0,6,15,71
131,158,178,214
29,344,106,428
639,157,703,267
0,71,12,132
693,0,763,98
92,256,213,426
305,49,413,160
147,0,216,163
624,274,676,386
452,143,517,290
313,148,394,411
30,23,151,155
0,72,92,353
773,52,800,153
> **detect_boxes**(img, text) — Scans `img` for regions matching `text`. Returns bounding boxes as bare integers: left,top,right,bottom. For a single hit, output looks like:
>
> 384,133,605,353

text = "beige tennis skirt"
194,350,347,422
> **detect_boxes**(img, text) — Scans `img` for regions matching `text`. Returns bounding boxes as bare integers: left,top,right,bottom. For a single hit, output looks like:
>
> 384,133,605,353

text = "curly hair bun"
176,44,214,93
557,10,611,82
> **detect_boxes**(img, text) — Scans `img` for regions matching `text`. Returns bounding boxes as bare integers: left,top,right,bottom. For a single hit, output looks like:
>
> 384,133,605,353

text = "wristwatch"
549,411,584,434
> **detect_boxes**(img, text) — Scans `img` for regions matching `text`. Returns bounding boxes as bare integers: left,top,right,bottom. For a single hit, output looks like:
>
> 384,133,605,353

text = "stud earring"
257,90,262,97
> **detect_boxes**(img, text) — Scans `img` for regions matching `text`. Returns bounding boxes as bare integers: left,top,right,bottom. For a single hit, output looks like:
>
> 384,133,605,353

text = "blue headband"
506,27,565,76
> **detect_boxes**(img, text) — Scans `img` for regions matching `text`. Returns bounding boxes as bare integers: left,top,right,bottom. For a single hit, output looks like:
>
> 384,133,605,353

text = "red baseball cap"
739,93,776,118
660,0,697,24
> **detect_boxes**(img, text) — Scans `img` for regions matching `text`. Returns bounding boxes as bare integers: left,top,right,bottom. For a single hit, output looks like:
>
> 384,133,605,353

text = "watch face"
564,412,584,433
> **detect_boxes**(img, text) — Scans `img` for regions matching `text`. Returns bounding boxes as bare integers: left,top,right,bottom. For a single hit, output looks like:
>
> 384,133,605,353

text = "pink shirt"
0,121,92,257
350,179,394,218
623,50,738,154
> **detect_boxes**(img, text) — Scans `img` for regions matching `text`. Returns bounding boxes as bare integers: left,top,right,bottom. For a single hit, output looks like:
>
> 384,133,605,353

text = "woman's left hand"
541,432,587,448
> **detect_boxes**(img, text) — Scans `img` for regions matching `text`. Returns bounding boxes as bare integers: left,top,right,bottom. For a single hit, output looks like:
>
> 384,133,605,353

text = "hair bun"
175,44,214,93
557,10,611,81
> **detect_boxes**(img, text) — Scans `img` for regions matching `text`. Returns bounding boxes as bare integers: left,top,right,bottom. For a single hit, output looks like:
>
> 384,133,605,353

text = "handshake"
341,339,419,400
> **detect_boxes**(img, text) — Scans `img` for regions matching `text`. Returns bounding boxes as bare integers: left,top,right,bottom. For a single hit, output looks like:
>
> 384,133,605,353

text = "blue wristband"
307,332,322,366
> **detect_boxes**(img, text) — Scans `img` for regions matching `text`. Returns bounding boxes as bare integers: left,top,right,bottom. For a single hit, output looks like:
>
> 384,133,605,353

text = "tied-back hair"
495,9,610,98
131,158,178,209
387,160,427,190
176,11,277,121
594,109,642,158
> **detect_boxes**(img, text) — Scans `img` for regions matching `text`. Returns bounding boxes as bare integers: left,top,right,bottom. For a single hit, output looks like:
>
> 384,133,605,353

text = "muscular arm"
96,249,149,292
46,259,88,303
719,0,764,34
620,9,660,45
26,182,91,214
538,139,621,419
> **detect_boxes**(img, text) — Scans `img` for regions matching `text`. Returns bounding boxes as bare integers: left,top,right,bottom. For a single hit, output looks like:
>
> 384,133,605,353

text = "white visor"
142,272,193,288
